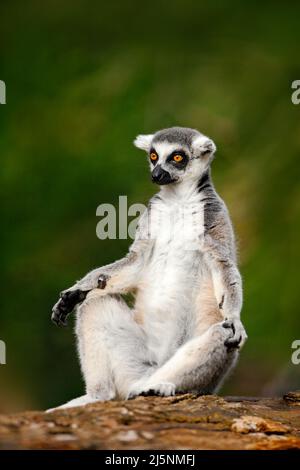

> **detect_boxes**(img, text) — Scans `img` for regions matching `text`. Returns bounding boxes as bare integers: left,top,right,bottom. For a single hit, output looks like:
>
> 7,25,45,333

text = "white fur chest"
149,191,204,246
136,191,205,361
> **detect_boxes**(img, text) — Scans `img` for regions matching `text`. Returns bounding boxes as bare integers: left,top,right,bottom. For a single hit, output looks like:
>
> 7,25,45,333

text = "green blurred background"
1,0,300,411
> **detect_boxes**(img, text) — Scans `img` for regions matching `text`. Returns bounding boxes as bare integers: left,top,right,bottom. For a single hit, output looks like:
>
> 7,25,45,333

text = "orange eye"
173,154,183,163
150,152,158,162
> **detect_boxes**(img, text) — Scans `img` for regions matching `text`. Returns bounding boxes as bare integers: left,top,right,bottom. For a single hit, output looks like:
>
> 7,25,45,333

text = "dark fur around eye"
166,150,188,169
149,148,158,165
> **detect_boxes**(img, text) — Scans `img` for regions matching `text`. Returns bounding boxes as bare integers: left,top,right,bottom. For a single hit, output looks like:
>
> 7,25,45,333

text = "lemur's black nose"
151,165,173,185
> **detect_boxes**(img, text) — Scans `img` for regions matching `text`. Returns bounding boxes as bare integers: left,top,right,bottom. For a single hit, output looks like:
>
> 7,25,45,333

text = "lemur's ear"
192,135,217,158
134,134,154,152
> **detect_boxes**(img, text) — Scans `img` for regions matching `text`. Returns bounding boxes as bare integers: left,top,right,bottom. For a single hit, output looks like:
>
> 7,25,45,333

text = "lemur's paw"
222,319,247,350
51,289,87,327
46,394,98,412
128,382,176,399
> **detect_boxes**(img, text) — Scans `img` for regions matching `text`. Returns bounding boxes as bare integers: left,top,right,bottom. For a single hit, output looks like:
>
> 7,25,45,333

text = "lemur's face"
134,127,216,186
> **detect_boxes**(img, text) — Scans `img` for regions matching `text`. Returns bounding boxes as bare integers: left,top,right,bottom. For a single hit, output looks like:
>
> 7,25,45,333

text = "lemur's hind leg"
79,291,156,399
128,321,239,398
49,290,154,411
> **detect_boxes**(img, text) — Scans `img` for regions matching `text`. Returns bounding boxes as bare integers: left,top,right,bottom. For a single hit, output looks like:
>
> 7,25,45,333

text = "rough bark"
0,392,300,450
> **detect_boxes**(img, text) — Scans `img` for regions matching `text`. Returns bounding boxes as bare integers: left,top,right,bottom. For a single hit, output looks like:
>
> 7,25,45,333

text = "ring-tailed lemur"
49,127,247,411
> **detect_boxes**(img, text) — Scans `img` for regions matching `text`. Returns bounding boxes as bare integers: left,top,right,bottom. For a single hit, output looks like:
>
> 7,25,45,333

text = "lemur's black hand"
51,289,88,327
223,319,247,349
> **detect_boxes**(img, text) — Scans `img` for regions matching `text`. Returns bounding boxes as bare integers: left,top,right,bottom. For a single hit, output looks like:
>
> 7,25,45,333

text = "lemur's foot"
51,289,87,327
222,319,247,349
128,382,176,399
46,394,99,412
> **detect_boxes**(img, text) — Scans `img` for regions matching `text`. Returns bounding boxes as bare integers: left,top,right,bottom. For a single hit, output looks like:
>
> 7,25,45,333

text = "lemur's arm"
202,202,247,347
67,249,144,293
52,211,150,327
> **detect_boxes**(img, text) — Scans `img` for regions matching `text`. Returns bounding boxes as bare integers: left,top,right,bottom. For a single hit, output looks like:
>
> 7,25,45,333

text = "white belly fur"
134,198,220,364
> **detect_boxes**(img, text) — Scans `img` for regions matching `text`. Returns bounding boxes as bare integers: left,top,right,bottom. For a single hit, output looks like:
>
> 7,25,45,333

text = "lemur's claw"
51,289,88,327
127,382,176,399
222,319,246,350
97,274,109,289
140,389,156,397
222,320,235,332
225,335,242,349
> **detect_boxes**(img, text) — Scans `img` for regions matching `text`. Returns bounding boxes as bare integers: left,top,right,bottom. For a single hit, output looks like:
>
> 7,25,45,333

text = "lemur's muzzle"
151,165,174,185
